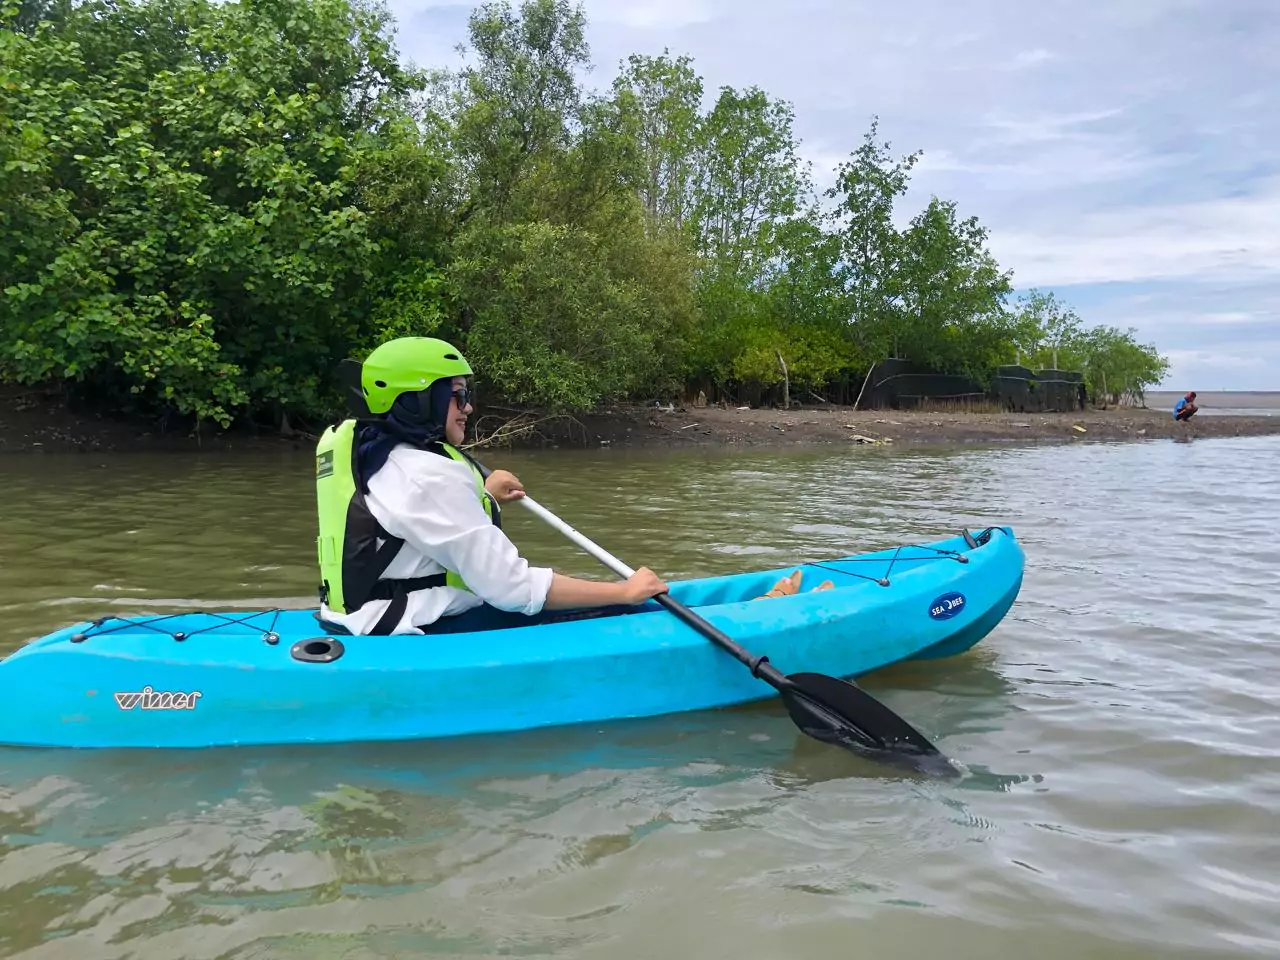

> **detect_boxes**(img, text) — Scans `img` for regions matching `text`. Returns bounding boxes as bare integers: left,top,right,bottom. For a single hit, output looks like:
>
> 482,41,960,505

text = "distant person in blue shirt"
1173,391,1198,421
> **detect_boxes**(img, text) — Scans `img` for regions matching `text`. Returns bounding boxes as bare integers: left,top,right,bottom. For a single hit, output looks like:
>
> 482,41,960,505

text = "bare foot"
754,570,803,600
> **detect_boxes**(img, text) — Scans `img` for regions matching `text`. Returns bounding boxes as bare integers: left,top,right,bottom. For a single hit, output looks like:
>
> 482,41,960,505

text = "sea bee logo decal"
928,592,966,620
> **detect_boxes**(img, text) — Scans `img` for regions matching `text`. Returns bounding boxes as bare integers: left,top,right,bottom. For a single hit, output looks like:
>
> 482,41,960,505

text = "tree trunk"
776,350,789,410
853,362,877,411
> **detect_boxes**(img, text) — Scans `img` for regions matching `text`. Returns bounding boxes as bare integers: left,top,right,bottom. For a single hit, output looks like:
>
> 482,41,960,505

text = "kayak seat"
312,613,352,636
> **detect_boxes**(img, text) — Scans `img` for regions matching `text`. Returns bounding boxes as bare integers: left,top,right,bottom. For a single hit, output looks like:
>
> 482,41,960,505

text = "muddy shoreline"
2,384,1278,455
515,402,1280,450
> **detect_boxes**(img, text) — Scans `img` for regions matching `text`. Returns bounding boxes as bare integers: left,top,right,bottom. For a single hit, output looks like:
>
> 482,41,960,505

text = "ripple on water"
1,438,1279,958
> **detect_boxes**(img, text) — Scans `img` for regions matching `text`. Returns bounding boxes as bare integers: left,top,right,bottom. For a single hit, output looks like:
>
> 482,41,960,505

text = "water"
2,436,1278,959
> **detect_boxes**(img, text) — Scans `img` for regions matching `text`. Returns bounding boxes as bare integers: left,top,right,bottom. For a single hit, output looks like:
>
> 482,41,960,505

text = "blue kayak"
0,527,1024,750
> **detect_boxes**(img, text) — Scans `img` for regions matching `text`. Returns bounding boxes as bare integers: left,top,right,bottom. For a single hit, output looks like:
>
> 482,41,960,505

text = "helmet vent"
444,353,459,360
375,379,386,388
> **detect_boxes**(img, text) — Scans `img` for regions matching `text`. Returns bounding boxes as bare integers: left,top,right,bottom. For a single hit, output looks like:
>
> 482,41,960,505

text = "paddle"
473,460,958,777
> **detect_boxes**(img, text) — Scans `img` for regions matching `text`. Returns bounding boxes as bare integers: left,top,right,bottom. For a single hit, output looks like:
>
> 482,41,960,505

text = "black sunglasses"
450,385,476,409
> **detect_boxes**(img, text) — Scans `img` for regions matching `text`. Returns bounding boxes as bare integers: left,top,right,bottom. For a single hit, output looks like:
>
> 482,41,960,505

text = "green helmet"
359,337,473,415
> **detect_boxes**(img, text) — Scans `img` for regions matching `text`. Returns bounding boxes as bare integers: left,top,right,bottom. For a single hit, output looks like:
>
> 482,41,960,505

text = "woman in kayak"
314,336,668,636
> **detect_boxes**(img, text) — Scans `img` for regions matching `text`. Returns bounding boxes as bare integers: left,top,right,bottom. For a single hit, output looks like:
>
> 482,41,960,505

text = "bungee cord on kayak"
56,528,1005,647
66,608,286,644
802,527,998,587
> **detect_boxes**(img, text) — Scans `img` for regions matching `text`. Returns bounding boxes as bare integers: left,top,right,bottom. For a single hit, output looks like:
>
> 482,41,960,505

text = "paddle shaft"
517,495,793,690
474,458,949,767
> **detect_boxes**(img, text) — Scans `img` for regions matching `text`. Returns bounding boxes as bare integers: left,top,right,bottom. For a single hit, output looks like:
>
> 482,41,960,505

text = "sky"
381,0,1279,391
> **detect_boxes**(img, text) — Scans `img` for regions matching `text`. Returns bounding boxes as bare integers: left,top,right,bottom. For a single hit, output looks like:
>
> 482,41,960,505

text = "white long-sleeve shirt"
318,444,555,635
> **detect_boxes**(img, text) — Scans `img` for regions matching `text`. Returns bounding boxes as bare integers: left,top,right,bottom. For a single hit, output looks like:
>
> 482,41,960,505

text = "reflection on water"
1,436,1278,958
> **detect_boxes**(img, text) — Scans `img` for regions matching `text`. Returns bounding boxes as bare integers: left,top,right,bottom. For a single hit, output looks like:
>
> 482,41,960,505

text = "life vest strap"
366,573,450,636
365,573,448,601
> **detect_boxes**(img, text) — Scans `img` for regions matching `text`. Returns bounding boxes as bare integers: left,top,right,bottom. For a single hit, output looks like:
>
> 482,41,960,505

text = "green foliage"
1006,289,1168,401
1076,326,1170,403
0,0,1177,427
689,85,807,274
825,117,921,360
610,50,703,230
436,0,698,410
0,0,422,427
446,0,590,224
894,197,1015,381
717,213,861,392
449,217,694,410
1009,288,1084,367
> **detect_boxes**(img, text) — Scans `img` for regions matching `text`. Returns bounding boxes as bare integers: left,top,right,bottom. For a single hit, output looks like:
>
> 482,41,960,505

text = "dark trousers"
416,602,638,635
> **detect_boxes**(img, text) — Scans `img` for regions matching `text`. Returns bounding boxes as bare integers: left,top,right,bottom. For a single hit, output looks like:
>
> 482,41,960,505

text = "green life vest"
314,418,498,617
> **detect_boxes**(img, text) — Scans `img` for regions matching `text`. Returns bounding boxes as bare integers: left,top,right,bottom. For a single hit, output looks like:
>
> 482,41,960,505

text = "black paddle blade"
780,672,958,777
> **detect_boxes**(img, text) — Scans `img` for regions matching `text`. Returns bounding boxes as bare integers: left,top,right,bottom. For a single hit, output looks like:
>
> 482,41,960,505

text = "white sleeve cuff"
523,565,556,616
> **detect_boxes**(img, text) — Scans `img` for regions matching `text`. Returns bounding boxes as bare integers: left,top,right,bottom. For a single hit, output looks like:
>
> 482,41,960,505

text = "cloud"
979,109,1127,147
989,178,1280,288
584,0,716,30
1166,347,1270,370
1162,346,1274,392
1197,312,1274,325
1149,310,1276,328
1003,48,1055,71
